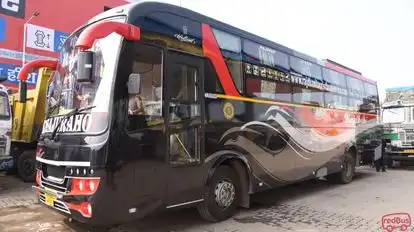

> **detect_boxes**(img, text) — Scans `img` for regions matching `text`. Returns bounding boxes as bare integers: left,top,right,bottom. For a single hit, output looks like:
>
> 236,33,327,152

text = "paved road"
0,166,413,232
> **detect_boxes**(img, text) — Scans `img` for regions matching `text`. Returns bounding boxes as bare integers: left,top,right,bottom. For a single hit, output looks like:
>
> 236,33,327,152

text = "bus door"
165,50,206,208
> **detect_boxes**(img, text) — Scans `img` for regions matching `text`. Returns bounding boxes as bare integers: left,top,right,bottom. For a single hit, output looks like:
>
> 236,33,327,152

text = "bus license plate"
404,149,414,153
44,194,56,207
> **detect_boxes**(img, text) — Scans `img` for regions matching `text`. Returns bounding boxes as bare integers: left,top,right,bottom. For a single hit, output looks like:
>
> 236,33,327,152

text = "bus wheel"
17,150,36,182
327,152,355,184
197,165,240,222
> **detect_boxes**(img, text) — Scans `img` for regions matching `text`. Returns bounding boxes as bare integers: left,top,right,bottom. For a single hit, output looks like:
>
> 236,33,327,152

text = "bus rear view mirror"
77,51,95,83
18,81,27,103
127,74,141,94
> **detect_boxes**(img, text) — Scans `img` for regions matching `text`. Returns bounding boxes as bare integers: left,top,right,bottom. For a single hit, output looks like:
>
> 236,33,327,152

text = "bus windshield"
382,107,405,124
46,17,125,124
0,92,10,119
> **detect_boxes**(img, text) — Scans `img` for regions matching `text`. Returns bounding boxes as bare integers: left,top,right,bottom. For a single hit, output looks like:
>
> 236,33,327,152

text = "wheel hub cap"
214,180,235,208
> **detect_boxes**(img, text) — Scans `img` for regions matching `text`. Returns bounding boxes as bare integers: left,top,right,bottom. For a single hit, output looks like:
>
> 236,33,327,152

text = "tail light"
68,178,100,196
36,170,41,186
66,202,92,218
36,147,44,157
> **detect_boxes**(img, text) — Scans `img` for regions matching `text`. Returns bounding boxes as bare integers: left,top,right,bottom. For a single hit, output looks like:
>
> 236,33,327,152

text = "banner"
0,48,57,62
0,63,38,86
26,23,69,53
0,0,26,19
26,23,55,52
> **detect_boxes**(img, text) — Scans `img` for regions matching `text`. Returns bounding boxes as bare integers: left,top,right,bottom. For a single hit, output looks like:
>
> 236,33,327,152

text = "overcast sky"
128,0,414,101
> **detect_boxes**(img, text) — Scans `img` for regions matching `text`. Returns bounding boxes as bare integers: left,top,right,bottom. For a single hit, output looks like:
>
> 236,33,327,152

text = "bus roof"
88,1,377,86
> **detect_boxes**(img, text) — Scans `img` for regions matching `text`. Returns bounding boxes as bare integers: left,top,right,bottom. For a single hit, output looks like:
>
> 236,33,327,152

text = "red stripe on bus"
202,24,241,97
324,61,377,85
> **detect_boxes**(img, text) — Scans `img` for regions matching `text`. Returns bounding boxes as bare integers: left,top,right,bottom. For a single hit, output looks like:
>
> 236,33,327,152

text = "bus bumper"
31,185,95,224
384,151,414,161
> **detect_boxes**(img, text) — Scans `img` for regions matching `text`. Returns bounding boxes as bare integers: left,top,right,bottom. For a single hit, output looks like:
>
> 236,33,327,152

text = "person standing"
374,140,386,172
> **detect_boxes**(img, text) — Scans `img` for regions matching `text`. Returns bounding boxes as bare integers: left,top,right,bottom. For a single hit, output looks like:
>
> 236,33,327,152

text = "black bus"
17,1,380,227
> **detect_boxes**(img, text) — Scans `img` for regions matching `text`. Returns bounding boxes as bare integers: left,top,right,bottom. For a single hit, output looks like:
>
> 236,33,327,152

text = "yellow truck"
6,68,52,182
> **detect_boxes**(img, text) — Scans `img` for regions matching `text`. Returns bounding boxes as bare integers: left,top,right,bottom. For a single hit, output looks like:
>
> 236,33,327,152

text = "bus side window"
168,61,201,164
204,59,223,94
126,44,164,131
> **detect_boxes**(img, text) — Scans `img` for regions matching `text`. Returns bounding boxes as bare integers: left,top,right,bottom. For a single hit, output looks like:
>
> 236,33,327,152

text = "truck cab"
0,83,13,171
381,100,414,167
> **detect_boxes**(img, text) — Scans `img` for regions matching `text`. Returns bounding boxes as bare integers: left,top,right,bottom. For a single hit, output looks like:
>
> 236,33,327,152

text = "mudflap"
0,156,14,172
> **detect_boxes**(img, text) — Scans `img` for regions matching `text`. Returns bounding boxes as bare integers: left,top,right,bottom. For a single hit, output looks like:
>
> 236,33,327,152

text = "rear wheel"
197,165,240,222
17,150,36,182
327,152,355,184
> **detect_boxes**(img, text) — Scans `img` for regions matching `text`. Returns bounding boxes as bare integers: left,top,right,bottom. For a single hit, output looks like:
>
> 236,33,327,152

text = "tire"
197,165,241,222
17,150,37,182
327,152,356,184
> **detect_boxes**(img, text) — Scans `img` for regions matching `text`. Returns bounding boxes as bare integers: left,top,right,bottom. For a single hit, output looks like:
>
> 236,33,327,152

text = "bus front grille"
40,165,69,194
39,192,71,214
0,137,7,148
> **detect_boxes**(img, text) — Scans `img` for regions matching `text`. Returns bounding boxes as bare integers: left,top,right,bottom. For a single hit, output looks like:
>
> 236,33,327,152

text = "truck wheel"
197,165,240,222
17,150,36,182
327,152,355,184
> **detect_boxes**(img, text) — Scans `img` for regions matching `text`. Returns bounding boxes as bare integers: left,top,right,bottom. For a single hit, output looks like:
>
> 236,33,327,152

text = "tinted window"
127,44,163,131
212,28,243,93
346,76,365,99
212,28,241,53
364,82,378,97
292,73,324,107
293,87,324,107
169,62,201,121
290,56,322,80
349,97,363,111
136,12,202,54
170,64,198,102
243,39,289,70
246,78,292,102
325,92,348,110
204,59,223,94
322,68,347,87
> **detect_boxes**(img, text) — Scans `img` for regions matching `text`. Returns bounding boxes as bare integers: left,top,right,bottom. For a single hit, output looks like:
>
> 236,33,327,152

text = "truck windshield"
46,17,125,129
0,92,10,120
382,107,405,124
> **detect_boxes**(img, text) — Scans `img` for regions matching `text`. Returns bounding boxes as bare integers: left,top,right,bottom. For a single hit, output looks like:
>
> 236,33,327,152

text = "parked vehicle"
381,99,414,167
2,68,53,181
0,78,13,172
17,1,380,227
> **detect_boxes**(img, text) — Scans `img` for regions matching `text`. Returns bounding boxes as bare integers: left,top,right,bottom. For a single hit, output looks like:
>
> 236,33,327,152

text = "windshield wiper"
49,105,96,140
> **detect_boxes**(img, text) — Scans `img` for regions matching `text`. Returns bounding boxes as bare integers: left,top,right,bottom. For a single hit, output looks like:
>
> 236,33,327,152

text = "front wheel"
197,165,240,222
17,150,37,182
327,152,356,184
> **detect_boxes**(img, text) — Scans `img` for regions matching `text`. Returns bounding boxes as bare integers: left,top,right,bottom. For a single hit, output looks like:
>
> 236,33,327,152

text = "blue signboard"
0,63,38,86
54,30,69,52
0,17,5,42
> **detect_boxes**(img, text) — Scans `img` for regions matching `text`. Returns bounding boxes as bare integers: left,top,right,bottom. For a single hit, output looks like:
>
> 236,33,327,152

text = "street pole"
22,11,40,67
22,23,26,66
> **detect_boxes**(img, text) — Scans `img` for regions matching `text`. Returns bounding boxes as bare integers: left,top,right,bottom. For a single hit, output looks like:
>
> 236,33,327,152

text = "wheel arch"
345,142,358,162
206,150,252,208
